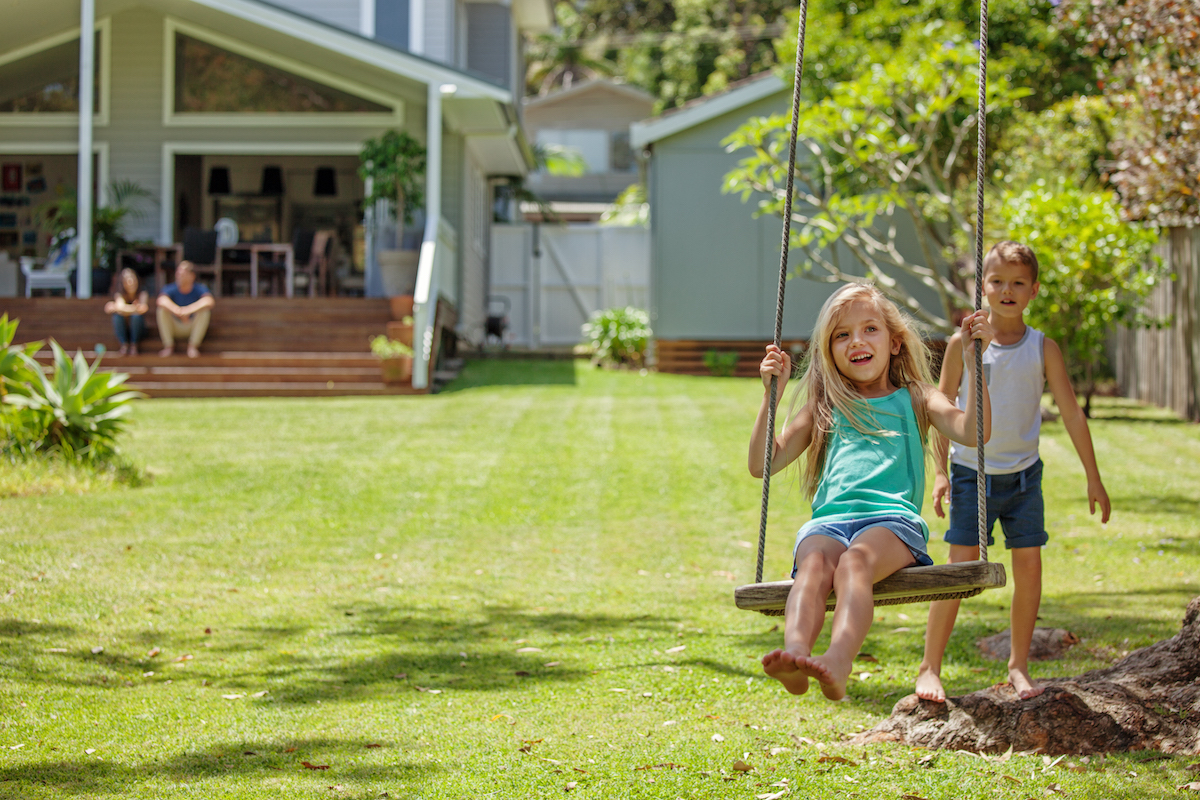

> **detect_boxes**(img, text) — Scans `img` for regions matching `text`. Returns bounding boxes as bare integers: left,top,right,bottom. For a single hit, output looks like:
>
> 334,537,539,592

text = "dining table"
218,243,295,298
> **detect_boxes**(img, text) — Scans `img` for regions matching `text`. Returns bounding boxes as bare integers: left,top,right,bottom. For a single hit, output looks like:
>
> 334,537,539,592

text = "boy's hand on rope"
760,345,792,395
960,311,994,365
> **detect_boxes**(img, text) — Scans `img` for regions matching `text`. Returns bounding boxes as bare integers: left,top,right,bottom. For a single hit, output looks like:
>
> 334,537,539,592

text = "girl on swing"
749,282,993,700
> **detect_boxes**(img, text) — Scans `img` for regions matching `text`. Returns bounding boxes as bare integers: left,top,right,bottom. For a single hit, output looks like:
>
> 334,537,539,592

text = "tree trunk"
852,596,1200,755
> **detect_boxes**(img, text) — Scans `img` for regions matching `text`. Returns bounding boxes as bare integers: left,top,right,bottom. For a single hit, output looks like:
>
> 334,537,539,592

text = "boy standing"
916,241,1111,702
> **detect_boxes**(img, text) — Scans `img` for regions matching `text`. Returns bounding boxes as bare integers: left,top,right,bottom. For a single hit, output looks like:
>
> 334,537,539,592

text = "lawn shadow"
437,358,578,392
0,736,431,797
1110,494,1200,516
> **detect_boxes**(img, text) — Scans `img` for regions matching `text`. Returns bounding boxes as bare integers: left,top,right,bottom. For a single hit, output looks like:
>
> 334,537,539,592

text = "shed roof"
630,72,785,148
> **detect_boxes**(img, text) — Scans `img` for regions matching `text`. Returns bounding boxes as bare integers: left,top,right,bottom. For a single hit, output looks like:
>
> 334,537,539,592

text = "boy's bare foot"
915,664,947,702
762,649,811,695
158,347,173,357
1008,666,1044,699
187,345,200,358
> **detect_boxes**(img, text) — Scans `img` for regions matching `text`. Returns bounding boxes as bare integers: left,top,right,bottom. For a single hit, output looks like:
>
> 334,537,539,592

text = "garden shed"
630,72,942,376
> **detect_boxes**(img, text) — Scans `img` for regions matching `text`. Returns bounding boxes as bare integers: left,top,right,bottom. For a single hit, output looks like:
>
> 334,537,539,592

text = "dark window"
0,35,100,113
174,34,390,114
610,131,635,173
375,0,410,51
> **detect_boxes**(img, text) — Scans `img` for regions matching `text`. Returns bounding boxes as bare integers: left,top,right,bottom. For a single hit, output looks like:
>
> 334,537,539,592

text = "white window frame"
0,141,111,205
163,18,405,128
158,141,363,244
0,18,112,128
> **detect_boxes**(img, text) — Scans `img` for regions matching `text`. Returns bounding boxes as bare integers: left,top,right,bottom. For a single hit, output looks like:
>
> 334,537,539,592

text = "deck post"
76,0,96,299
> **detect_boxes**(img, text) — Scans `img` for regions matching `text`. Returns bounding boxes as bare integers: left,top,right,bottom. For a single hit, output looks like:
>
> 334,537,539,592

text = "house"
630,72,940,376
0,0,552,390
522,80,653,221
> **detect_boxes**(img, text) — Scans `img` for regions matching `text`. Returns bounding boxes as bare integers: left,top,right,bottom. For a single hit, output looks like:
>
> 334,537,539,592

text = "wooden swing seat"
734,560,1007,616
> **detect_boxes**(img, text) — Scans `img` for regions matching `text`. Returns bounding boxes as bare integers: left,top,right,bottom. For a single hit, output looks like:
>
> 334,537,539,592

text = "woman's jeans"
112,313,145,345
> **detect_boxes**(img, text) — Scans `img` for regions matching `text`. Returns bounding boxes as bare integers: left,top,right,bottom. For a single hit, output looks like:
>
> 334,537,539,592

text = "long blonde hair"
792,282,935,499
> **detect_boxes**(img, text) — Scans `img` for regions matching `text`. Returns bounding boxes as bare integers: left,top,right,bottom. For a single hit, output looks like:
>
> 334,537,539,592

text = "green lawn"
1,360,1197,799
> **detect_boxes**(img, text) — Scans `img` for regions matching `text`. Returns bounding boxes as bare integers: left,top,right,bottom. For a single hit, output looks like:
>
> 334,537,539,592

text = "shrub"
369,335,413,359
581,307,651,367
3,340,143,462
703,350,739,377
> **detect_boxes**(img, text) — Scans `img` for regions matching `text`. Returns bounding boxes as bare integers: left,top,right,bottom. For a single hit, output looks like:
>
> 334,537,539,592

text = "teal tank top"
807,387,929,541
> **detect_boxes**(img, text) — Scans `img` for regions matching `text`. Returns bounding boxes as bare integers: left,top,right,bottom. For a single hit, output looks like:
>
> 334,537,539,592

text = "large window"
174,34,390,114
0,35,100,114
537,129,609,173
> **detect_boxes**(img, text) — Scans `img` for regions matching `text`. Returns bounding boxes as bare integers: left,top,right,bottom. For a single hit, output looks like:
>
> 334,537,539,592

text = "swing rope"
748,0,996,600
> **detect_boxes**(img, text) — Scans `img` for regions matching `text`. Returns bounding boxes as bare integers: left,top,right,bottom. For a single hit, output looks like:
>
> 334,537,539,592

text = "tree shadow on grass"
437,358,578,392
1110,494,1200,516
0,736,433,797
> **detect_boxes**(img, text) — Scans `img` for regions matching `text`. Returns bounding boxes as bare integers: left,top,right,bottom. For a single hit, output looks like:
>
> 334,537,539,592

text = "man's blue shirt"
160,282,211,307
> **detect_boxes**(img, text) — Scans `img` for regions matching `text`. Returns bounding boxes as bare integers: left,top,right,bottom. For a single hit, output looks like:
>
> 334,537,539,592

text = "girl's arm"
930,332,965,518
134,290,150,316
927,311,993,447
748,345,815,478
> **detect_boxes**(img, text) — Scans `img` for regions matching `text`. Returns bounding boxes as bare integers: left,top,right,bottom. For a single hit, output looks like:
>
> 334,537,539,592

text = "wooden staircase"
2,297,426,397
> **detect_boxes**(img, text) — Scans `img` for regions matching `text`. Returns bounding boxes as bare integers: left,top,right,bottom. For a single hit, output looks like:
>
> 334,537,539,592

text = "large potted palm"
33,180,152,294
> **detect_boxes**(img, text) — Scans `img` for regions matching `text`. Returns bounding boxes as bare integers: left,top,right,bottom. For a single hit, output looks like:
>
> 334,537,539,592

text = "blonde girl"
748,282,993,700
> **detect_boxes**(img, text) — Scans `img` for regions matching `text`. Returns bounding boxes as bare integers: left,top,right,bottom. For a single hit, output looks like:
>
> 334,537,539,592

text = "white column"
359,0,375,37
409,0,425,54
76,0,95,299
412,83,445,390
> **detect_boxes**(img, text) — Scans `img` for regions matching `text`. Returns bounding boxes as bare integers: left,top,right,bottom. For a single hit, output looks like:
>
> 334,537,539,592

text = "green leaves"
359,130,426,225
3,339,143,462
581,307,652,367
999,180,1162,390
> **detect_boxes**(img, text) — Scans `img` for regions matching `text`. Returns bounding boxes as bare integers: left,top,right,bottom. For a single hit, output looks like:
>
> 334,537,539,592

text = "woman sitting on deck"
104,268,150,356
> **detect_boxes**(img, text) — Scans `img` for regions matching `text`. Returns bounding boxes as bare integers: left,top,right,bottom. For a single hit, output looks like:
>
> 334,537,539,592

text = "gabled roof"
523,79,655,111
630,72,785,148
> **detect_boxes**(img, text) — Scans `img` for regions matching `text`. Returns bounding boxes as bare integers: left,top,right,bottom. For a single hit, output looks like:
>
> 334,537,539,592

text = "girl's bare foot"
915,664,946,702
762,649,811,695
117,344,129,356
129,344,139,356
808,653,852,700
1008,666,1044,699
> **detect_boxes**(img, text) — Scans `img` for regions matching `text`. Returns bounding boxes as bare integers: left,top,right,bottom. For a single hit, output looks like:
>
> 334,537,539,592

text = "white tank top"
950,326,1044,475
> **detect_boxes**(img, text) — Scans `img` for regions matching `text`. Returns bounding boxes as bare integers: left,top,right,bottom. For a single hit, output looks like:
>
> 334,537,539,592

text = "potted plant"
370,334,414,385
33,180,152,294
359,131,425,300
385,315,414,348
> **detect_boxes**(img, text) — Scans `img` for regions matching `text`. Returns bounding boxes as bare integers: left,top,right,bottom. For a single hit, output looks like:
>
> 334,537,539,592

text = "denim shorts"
946,459,1048,549
792,513,934,577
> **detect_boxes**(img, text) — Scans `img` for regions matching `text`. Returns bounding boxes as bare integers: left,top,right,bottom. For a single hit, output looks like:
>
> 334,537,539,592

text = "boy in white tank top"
916,242,1112,702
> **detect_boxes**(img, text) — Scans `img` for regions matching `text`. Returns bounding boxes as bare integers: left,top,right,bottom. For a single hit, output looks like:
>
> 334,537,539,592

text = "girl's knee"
796,549,837,578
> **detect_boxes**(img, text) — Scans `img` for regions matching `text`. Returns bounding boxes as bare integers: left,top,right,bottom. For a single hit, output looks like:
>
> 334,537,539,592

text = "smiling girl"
748,282,993,700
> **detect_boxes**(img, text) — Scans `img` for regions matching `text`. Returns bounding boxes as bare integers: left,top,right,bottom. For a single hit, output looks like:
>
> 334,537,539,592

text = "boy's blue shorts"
792,514,934,577
945,459,1048,549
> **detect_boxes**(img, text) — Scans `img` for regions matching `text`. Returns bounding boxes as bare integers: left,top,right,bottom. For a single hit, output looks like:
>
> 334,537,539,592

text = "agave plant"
0,314,41,393
4,341,143,462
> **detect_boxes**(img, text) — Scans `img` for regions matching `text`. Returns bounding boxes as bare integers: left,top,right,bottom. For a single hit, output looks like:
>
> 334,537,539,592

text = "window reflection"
0,36,100,114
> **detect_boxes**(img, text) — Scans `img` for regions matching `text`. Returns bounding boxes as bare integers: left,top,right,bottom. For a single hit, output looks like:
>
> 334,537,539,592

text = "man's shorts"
792,513,934,577
946,459,1048,549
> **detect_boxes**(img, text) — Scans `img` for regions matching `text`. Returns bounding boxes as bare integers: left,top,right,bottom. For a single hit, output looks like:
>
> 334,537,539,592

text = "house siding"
466,3,511,89
423,0,456,64
270,0,362,33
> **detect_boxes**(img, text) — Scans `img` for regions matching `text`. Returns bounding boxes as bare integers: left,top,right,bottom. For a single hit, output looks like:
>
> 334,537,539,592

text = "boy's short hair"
177,260,195,275
983,241,1039,282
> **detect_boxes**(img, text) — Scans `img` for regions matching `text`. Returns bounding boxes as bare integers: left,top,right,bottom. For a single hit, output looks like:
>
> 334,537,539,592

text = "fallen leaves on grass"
174,654,193,663
393,673,407,680
901,794,929,800
414,687,442,694
1178,783,1200,792
91,646,104,655
817,755,856,766
636,762,684,771
855,653,879,663
757,791,788,799
221,694,245,700
518,739,543,753
665,645,686,654
516,647,543,654
564,781,577,791
544,661,562,667
365,743,383,749
732,760,753,773
514,671,531,677
712,734,725,742
301,762,330,771
147,647,160,658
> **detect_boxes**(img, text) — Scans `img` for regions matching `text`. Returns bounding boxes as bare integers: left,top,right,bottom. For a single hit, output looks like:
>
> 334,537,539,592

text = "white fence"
489,223,650,348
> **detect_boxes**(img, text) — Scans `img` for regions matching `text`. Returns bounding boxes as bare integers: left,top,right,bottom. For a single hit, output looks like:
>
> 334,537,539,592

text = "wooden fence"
1113,226,1200,422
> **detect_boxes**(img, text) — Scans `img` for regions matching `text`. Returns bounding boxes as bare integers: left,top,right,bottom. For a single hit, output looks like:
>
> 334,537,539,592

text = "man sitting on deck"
157,261,215,358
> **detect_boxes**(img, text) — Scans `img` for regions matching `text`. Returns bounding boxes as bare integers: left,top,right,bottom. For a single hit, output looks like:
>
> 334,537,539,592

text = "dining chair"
291,228,334,297
182,228,222,296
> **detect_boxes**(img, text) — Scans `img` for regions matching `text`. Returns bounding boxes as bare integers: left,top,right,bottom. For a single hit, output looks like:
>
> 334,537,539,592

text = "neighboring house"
523,80,653,217
0,0,551,387
630,72,939,376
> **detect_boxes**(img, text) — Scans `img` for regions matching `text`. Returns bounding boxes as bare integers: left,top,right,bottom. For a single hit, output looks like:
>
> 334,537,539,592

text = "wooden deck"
3,297,430,397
